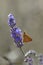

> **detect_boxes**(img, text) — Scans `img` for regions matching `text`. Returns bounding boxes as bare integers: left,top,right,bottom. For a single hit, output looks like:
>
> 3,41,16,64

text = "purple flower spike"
38,54,43,64
8,13,16,28
24,57,33,65
8,13,23,48
11,27,23,47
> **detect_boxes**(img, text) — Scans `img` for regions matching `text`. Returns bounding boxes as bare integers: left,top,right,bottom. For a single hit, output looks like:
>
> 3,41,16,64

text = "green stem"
20,47,24,55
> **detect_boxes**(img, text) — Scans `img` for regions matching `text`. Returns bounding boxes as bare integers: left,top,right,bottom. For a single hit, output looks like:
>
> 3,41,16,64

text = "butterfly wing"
23,32,32,43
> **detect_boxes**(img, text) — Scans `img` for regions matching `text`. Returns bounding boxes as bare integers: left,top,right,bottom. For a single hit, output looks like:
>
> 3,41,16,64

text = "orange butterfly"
23,32,32,43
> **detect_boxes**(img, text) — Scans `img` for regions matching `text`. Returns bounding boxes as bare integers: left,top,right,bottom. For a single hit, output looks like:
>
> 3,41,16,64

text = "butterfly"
23,32,32,43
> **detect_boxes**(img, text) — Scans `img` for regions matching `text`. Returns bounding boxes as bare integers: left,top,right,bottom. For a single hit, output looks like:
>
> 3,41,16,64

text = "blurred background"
0,0,43,65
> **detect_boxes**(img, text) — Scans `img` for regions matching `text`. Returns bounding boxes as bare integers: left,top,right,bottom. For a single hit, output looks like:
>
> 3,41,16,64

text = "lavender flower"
11,27,23,47
8,13,23,48
8,13,16,28
24,56,33,65
25,50,37,57
38,54,43,65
